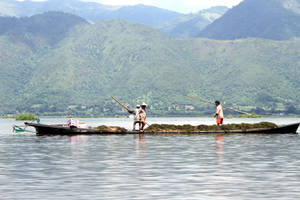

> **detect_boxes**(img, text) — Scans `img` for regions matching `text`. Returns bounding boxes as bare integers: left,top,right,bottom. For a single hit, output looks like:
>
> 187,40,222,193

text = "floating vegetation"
238,113,262,118
145,122,277,132
94,125,127,132
15,113,38,121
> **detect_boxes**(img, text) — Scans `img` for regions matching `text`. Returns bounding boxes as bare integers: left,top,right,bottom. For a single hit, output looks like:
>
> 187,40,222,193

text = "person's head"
141,102,147,109
136,105,141,109
215,101,220,106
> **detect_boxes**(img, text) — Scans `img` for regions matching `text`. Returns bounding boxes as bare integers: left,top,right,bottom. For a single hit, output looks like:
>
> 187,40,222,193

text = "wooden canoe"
24,122,299,136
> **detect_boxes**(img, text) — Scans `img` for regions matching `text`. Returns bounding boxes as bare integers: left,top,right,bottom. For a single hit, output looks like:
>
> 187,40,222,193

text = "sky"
81,0,244,13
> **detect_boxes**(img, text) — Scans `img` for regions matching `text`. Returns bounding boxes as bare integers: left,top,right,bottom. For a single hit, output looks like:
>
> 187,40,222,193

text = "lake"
1,117,300,200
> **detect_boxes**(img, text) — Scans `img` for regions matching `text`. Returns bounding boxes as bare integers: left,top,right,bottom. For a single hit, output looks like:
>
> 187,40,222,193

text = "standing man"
214,101,224,127
139,103,147,132
128,105,141,131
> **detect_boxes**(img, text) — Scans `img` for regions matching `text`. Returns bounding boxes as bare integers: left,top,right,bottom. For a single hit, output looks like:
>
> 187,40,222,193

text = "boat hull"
24,122,300,136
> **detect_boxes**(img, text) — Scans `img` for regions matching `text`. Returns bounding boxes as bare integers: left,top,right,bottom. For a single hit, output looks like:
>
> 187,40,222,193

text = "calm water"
1,117,300,200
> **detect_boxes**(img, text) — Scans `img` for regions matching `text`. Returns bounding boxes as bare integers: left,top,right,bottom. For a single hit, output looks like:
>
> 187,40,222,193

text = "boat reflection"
70,135,87,144
70,135,87,155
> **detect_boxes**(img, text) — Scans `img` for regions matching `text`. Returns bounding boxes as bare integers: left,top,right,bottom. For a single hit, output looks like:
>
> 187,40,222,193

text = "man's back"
216,105,224,118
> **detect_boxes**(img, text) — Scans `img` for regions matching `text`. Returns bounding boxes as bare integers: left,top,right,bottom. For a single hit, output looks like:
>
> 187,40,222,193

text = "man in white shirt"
129,105,141,131
139,103,147,132
214,101,224,127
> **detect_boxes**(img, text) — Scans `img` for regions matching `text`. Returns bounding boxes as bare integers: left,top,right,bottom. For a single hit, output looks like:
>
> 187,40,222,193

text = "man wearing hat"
129,105,141,131
139,103,147,132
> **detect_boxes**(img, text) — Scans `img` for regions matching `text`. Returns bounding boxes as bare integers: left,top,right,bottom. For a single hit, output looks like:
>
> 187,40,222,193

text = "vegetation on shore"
15,113,38,121
238,113,262,118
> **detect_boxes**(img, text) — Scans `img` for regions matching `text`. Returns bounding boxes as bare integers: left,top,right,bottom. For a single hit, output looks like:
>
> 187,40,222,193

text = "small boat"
24,122,300,136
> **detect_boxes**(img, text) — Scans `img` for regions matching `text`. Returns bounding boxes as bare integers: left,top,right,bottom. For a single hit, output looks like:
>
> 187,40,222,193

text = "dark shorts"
216,118,223,124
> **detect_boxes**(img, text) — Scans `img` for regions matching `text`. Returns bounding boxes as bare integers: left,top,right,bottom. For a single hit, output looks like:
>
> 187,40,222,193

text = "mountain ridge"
0,0,227,38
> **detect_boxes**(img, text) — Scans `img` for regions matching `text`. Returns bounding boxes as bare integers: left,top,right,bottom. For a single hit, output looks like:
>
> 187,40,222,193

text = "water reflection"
70,135,87,156
216,134,224,166
133,134,147,158
70,135,87,145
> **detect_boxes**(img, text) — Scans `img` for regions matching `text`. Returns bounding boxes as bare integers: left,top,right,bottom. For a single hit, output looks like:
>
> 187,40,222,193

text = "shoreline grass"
15,113,38,121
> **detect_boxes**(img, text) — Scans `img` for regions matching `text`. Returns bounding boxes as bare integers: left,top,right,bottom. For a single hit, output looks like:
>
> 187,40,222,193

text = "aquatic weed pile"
94,125,127,132
220,122,278,131
145,122,278,132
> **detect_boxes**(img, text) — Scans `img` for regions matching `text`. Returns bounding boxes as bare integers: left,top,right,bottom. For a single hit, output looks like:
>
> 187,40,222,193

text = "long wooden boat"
24,122,300,136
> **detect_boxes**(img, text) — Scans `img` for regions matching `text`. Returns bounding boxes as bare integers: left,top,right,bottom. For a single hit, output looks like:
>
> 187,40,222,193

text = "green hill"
0,11,87,47
0,12,87,113
19,20,196,115
199,0,300,40
0,13,300,116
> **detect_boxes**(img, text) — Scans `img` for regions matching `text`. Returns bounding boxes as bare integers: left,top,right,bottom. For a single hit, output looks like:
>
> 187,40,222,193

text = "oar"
111,96,131,112
184,95,251,115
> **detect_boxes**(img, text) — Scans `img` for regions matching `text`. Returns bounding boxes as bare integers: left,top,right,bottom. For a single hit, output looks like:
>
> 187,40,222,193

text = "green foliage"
15,113,37,121
238,113,262,118
0,14,300,116
0,12,87,47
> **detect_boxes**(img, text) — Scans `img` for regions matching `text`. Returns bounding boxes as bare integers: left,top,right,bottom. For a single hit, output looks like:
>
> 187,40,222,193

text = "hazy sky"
81,0,244,13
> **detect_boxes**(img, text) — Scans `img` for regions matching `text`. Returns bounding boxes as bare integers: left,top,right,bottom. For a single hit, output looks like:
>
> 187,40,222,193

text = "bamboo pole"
111,96,131,112
184,95,250,115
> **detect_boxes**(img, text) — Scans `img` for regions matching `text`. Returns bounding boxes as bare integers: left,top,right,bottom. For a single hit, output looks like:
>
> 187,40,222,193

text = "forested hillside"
0,12,300,116
0,11,87,46
0,12,88,115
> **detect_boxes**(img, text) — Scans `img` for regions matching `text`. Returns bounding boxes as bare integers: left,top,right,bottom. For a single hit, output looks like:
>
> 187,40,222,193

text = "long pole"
111,96,131,112
184,95,250,115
